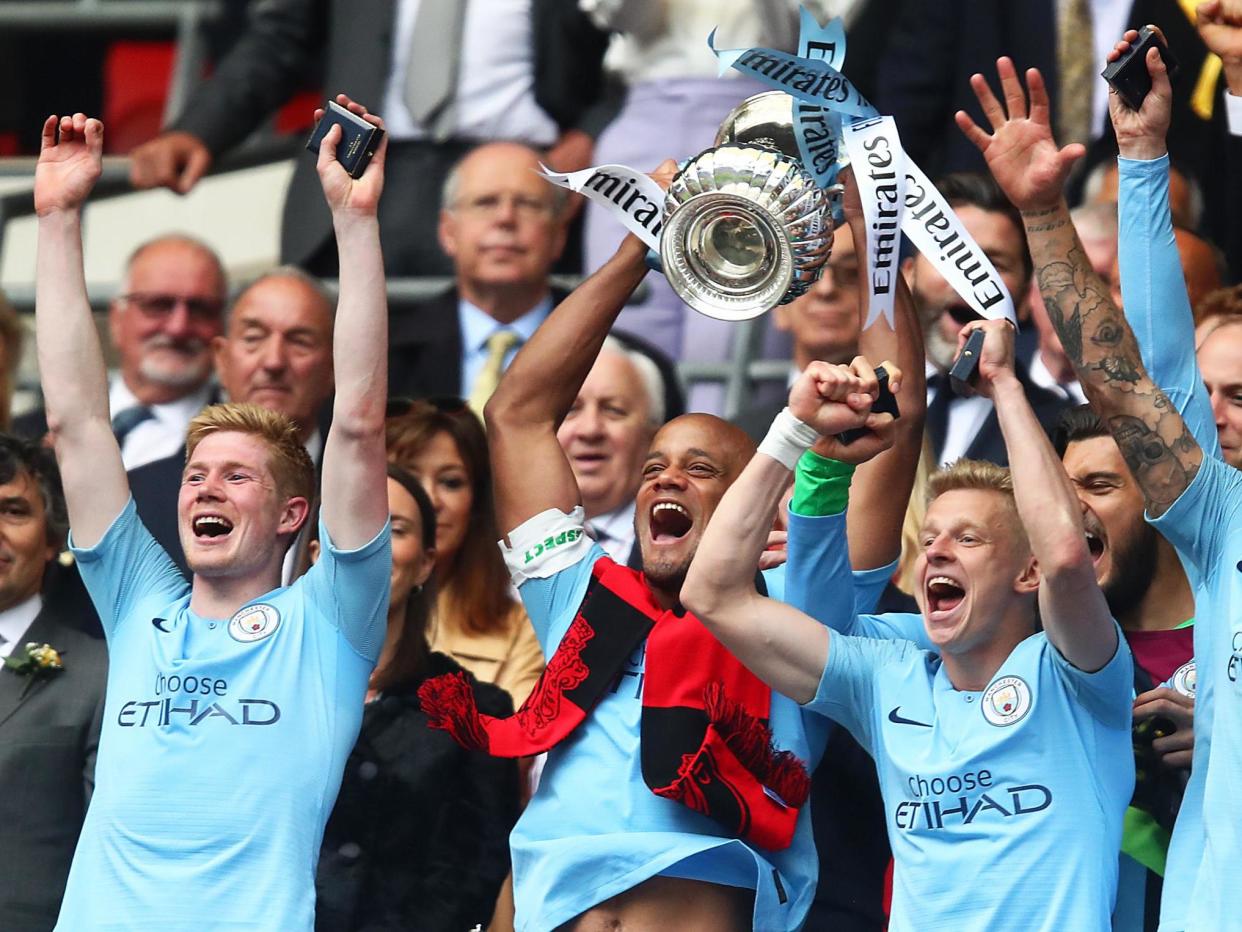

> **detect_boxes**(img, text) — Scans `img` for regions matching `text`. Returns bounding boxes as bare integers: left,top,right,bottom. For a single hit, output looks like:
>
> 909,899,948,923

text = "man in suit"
128,266,336,572
906,173,1070,467
0,434,106,932
127,0,609,276
14,234,227,470
388,141,567,407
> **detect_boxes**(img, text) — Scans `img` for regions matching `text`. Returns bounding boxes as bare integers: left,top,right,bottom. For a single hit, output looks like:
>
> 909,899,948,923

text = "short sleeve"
501,508,606,654
70,497,189,640
1046,623,1134,729
299,517,392,662
803,633,916,753
1150,454,1242,589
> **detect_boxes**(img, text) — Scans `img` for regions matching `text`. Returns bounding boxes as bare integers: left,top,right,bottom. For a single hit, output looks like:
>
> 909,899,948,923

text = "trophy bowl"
659,141,833,321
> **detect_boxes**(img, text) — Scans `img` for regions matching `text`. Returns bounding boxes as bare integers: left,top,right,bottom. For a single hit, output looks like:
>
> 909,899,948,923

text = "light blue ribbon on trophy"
712,13,1016,330
791,8,847,191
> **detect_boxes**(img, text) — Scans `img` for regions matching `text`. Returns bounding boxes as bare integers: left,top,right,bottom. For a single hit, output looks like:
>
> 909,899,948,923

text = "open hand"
34,114,104,216
955,58,1085,212
315,94,388,218
1106,28,1172,160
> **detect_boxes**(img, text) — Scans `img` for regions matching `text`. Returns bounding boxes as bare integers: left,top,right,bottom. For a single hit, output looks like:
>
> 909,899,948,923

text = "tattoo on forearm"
1029,235,1202,516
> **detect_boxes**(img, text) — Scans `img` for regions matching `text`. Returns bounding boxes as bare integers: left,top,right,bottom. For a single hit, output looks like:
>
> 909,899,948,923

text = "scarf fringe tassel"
418,672,490,752
703,682,811,808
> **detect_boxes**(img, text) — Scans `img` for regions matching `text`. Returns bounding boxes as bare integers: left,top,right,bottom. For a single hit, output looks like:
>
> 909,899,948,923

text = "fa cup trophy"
658,90,840,321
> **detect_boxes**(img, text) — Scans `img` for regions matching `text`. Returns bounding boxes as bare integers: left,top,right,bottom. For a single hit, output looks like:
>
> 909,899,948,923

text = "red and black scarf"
418,556,810,851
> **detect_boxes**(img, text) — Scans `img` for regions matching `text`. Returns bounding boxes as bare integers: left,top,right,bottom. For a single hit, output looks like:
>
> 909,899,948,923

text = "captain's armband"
500,506,594,585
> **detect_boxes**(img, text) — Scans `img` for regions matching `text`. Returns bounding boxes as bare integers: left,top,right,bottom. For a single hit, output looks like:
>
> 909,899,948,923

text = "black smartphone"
949,328,986,396
837,365,901,446
1101,26,1180,112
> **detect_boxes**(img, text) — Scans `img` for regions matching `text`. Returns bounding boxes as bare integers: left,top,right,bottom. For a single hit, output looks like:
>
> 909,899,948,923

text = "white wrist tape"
757,407,820,471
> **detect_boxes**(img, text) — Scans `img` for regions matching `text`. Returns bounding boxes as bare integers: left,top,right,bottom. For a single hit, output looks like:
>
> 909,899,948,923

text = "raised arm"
957,58,1202,517
484,230,652,534
34,114,130,546
965,318,1118,670
681,360,891,703
316,96,390,549
1107,29,1217,449
841,169,928,569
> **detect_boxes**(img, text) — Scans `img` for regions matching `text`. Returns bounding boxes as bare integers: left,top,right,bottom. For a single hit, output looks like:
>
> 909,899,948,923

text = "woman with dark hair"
313,466,519,931
386,400,543,704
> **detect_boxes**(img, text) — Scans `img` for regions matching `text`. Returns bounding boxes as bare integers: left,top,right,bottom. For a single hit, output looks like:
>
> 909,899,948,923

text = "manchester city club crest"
227,604,281,643
1171,660,1197,698
982,675,1032,727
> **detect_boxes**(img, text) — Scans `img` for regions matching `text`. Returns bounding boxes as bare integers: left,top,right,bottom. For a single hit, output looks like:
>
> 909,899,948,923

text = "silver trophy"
659,91,840,321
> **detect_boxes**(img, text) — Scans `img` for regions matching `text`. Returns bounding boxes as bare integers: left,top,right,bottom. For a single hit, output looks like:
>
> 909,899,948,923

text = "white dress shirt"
1089,0,1132,137
457,297,552,399
383,0,558,144
0,594,44,658
588,500,637,565
926,361,993,466
109,377,214,472
1028,351,1087,405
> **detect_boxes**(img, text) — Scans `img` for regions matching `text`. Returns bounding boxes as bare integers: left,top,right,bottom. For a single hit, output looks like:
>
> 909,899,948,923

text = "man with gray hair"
388,141,571,410
557,335,680,567
15,233,227,470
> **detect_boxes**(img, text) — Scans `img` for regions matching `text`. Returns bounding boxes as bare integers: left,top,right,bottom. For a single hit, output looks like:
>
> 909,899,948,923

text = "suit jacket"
927,362,1071,467
875,0,1212,187
171,0,609,267
0,602,106,931
388,287,685,421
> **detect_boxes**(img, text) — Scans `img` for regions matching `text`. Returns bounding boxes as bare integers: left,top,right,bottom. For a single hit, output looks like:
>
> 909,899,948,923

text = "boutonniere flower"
4,642,65,697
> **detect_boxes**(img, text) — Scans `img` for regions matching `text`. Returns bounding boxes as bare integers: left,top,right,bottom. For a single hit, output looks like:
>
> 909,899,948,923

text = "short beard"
1101,519,1160,619
639,547,693,599
139,340,211,391
925,322,958,373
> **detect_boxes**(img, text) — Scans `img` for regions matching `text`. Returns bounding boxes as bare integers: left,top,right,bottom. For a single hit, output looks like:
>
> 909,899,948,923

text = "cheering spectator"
385,400,542,705
313,466,518,932
14,234,227,468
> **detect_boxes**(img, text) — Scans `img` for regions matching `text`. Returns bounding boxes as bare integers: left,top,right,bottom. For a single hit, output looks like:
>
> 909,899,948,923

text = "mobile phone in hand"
837,365,901,446
1101,26,1180,112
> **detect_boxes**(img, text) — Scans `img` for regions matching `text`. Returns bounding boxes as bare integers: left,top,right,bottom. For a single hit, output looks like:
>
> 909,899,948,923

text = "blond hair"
185,403,315,502
925,458,1028,552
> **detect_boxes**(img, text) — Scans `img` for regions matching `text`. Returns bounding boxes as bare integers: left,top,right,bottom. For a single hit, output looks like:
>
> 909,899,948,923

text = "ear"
1013,554,1041,596
438,209,458,259
211,334,230,380
107,300,124,345
279,496,311,539
900,255,916,285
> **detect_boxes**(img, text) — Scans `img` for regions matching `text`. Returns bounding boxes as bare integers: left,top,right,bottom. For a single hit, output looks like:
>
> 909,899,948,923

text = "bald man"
388,141,570,406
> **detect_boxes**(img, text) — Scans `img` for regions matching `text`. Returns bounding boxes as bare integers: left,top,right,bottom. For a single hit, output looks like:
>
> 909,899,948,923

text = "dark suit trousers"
300,140,476,278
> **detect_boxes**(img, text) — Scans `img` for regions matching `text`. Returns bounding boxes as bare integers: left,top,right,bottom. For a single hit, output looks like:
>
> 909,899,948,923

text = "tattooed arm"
955,58,1201,517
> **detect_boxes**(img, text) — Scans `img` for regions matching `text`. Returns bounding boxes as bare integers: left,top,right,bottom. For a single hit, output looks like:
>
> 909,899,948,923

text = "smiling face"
907,205,1030,371
1199,322,1242,469
914,488,1038,655
1061,435,1158,617
178,431,308,579
634,415,752,595
398,431,473,575
0,470,55,612
557,351,655,519
387,477,435,614
214,275,334,437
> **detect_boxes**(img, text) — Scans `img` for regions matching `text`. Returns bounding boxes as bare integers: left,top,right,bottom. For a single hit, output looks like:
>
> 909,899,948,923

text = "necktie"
1056,0,1095,148
925,373,951,465
468,330,520,415
403,0,468,143
111,405,155,447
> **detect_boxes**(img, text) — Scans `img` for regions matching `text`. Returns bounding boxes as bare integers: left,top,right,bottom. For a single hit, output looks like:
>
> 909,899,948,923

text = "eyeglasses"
450,193,557,220
120,292,224,323
386,396,471,419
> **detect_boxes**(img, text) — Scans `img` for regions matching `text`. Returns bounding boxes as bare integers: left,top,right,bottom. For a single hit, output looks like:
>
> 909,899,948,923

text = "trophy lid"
713,91,800,160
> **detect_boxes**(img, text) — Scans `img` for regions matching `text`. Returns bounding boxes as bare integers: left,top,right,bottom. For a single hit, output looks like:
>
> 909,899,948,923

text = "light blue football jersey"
1150,455,1242,930
807,626,1134,931
1117,153,1223,932
507,508,888,931
56,499,390,931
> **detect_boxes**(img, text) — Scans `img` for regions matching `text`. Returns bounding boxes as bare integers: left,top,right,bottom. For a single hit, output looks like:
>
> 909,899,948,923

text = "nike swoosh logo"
152,618,171,633
888,707,932,728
